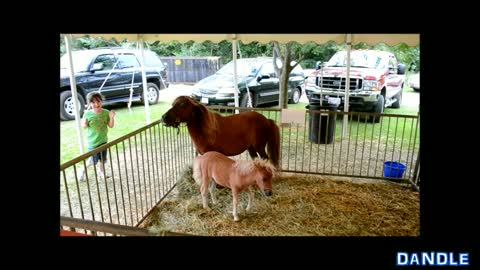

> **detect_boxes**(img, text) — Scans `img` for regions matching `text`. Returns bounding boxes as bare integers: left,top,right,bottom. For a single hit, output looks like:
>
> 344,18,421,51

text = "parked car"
305,50,405,122
60,47,169,120
190,57,305,107
409,73,420,91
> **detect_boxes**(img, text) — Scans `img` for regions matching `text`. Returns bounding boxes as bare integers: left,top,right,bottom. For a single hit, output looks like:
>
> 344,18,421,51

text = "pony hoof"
234,217,240,222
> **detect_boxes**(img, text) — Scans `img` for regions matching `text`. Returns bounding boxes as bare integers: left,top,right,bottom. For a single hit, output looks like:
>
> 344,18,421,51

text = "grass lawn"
60,88,419,164
60,100,174,164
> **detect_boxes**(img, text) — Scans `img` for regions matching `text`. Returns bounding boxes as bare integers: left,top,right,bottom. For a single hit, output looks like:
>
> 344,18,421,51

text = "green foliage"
238,41,272,59
60,35,123,56
60,35,419,72
292,41,343,68
293,41,343,64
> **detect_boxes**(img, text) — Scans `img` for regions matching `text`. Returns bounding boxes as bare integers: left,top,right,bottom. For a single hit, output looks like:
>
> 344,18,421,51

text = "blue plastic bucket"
383,161,406,178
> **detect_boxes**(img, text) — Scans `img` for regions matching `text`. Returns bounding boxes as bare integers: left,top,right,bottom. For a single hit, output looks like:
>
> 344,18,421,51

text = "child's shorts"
88,143,107,165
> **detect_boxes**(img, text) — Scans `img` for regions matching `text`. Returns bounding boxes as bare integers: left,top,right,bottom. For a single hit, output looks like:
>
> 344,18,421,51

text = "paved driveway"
159,84,194,103
402,89,419,108
160,83,419,110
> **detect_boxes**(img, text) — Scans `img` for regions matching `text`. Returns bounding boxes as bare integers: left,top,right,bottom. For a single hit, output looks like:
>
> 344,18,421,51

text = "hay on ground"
144,170,419,236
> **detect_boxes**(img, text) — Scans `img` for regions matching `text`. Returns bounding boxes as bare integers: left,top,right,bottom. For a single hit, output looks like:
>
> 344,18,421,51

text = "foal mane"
234,159,276,177
253,158,276,178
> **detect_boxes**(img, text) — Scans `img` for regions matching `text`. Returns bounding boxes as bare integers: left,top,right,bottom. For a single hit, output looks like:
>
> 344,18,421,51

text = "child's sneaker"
78,172,86,181
98,171,111,178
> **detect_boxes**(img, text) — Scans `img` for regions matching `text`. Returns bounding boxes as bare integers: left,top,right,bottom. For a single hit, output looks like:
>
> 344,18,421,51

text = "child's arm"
108,110,115,128
81,117,88,129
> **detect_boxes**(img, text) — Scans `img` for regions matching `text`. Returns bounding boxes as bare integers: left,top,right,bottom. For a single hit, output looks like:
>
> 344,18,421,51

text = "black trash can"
306,103,337,144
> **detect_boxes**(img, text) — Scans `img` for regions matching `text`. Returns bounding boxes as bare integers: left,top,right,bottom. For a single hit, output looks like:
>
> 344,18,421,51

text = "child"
78,91,115,180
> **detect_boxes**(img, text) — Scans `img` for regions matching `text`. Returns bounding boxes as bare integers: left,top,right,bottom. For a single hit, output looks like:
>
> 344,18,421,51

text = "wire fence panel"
61,106,419,234
209,106,419,184
60,122,194,233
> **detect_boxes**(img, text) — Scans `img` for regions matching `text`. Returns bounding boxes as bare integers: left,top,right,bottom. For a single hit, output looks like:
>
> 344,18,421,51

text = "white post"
232,35,239,114
139,36,151,124
64,34,85,154
342,34,352,137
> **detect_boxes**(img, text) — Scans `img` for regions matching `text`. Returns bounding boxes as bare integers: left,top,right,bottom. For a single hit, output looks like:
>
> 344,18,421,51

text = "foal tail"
267,119,280,168
192,157,202,185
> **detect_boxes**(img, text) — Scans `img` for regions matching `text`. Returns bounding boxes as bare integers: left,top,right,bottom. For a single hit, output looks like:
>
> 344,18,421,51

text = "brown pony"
193,151,276,221
161,96,280,168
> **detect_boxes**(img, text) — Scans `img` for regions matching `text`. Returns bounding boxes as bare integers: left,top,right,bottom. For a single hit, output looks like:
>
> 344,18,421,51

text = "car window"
143,51,165,68
93,54,116,71
326,51,386,69
60,50,96,72
291,64,304,76
388,55,397,71
259,63,276,77
118,53,140,69
217,59,261,77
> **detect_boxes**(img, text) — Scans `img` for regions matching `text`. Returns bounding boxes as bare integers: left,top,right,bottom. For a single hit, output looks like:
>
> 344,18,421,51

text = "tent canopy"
71,33,419,47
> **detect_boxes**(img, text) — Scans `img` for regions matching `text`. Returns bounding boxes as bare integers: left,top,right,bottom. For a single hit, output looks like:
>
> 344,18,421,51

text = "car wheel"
391,87,402,108
60,91,85,121
288,88,301,104
141,83,160,105
240,92,256,108
370,94,384,123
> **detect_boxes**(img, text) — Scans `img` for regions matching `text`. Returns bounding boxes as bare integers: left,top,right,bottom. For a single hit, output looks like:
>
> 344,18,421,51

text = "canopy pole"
65,34,85,154
232,34,239,114
138,36,151,124
342,34,352,137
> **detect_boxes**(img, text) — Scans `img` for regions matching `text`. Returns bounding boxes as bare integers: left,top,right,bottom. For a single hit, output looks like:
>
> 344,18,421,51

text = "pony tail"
192,157,202,185
267,119,280,169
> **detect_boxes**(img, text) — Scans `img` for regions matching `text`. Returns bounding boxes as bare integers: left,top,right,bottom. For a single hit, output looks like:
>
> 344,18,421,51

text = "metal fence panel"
60,107,419,234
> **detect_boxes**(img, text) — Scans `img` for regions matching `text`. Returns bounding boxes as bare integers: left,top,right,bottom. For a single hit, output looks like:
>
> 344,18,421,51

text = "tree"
60,35,122,56
273,41,293,109
273,41,313,109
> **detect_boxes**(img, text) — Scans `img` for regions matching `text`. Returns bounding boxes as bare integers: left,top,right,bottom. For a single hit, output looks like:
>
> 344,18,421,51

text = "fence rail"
60,216,192,236
210,106,420,185
60,121,194,232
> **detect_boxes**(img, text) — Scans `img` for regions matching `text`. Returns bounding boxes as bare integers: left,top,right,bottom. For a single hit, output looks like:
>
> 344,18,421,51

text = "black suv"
191,57,304,107
60,48,169,120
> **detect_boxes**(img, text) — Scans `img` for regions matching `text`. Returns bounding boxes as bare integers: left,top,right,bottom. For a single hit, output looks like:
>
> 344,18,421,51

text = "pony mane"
234,160,256,176
234,158,276,177
194,102,219,145
253,158,276,178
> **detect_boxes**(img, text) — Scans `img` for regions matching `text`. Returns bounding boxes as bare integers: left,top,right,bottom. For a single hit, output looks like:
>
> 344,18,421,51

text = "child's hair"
86,91,105,104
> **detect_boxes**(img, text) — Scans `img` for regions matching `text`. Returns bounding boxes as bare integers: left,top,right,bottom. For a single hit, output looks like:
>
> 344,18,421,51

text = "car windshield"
326,51,386,69
216,58,265,77
60,50,97,72
216,58,302,77
142,51,165,68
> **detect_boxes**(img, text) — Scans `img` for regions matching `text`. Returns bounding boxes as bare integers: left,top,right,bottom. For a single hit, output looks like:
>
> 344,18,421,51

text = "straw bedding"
145,167,419,236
